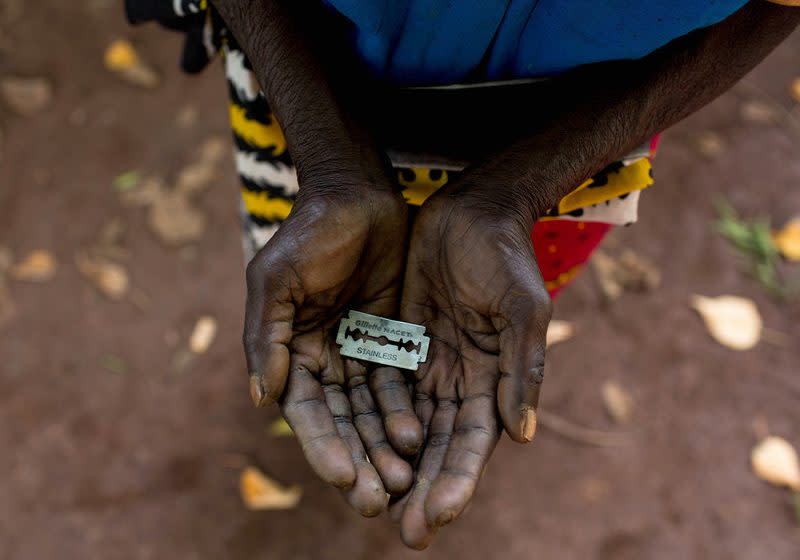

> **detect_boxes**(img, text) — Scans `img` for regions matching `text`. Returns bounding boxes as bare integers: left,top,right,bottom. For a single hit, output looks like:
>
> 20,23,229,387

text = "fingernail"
520,407,537,442
435,509,455,527
249,374,267,407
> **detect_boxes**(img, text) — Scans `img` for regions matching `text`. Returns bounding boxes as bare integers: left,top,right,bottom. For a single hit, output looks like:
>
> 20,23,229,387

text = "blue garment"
325,0,748,85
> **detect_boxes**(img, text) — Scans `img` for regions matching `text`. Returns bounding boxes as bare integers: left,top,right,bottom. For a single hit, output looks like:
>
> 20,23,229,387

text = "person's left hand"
389,194,552,549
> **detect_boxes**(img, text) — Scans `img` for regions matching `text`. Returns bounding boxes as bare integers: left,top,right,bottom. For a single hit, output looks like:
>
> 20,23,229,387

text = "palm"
244,193,422,515
393,201,552,549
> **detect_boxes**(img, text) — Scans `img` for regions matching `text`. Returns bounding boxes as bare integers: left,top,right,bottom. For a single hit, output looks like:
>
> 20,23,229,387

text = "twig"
537,409,633,447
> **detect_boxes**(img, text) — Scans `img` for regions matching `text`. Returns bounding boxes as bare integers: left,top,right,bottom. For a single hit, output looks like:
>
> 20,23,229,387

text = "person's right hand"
244,185,423,516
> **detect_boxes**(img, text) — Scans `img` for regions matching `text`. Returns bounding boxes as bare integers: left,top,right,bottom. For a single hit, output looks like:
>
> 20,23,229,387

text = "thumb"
243,252,295,407
495,284,552,443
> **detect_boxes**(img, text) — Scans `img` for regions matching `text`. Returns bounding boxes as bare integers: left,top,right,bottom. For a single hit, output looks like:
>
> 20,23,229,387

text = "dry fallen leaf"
200,136,228,164
690,294,762,350
591,251,622,301
148,191,206,246
740,100,776,124
592,249,660,301
601,380,633,424
268,417,294,437
240,466,302,510
695,130,726,158
189,316,217,354
546,320,574,347
104,39,159,89
1,76,52,115
120,176,165,207
176,162,216,195
176,104,197,128
751,436,800,491
773,217,800,262
121,177,206,245
11,250,57,282
75,253,129,300
618,250,661,291
791,78,800,104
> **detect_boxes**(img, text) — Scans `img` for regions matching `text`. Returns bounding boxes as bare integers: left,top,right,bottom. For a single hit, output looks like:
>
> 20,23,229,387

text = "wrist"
432,176,544,234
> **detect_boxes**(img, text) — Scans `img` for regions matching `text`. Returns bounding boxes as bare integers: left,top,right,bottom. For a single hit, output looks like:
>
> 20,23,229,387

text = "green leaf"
113,170,142,192
714,198,793,301
100,353,129,374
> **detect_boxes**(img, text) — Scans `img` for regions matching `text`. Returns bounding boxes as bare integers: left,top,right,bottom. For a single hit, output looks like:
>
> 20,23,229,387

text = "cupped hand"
244,187,423,516
392,196,552,548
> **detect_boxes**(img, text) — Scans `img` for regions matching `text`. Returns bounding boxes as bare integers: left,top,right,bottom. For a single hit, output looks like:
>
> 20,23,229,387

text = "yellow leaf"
104,40,159,89
268,417,294,437
104,40,139,70
751,436,800,491
189,316,217,354
601,380,633,424
546,320,574,347
773,217,800,262
791,77,800,104
239,466,302,510
11,250,57,282
690,295,762,350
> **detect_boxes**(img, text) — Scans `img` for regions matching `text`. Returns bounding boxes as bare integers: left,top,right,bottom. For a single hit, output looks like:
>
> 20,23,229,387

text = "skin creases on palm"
392,202,552,549
243,194,423,517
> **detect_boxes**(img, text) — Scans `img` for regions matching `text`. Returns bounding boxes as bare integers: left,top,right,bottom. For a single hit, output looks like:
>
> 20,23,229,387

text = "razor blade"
336,310,430,371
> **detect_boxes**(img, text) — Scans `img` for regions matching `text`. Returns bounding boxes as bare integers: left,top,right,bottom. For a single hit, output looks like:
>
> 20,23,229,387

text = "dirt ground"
1,2,800,559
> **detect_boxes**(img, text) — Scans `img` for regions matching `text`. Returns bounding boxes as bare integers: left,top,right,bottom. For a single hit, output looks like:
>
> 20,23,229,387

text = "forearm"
212,0,388,192
453,0,800,229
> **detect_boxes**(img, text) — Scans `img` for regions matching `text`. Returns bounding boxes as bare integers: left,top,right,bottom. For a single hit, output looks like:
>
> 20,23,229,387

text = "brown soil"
1,2,799,559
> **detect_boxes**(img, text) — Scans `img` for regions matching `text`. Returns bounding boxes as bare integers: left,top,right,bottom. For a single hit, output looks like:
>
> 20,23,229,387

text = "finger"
388,388,435,523
323,384,389,516
369,366,424,456
347,367,414,495
400,400,458,550
280,364,355,489
496,283,552,443
243,252,295,407
424,392,500,528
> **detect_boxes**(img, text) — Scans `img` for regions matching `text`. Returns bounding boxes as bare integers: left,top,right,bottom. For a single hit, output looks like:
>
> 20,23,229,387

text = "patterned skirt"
126,1,658,298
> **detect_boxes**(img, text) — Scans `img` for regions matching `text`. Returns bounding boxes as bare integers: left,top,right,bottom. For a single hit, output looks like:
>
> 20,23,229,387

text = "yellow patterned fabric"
221,36,656,259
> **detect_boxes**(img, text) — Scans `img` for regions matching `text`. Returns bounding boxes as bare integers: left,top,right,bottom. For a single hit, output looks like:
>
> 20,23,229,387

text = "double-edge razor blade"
336,310,430,371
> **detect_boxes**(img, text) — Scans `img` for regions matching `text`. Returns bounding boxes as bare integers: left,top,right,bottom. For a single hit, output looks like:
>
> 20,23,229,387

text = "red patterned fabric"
532,220,611,299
